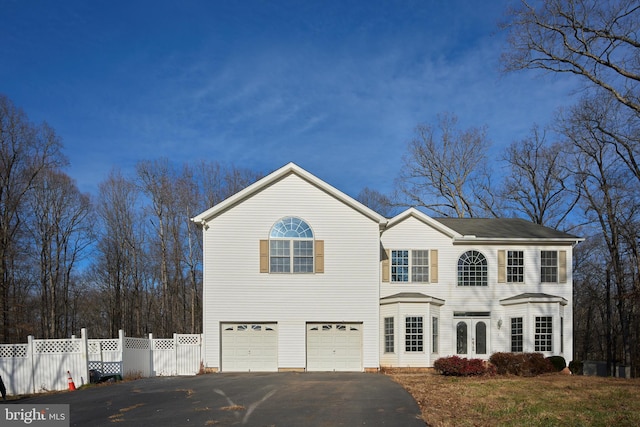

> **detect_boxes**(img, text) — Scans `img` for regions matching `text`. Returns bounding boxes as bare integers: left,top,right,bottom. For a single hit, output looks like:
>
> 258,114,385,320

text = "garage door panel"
307,323,362,372
221,323,277,372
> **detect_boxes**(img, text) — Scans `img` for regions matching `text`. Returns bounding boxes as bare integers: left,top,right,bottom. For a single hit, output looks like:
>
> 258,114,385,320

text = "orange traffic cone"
67,371,76,391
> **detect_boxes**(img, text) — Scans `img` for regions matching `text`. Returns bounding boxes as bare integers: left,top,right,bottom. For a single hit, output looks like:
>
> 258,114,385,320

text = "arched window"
458,250,488,286
269,217,314,273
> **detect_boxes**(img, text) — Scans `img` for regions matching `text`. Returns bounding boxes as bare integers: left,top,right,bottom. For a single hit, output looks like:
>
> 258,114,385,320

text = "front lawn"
389,371,640,427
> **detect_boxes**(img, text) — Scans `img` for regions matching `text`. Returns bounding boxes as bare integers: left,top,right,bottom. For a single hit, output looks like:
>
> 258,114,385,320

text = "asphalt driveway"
11,372,425,426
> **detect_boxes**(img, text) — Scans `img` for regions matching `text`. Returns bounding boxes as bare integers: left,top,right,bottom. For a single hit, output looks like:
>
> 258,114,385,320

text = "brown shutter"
382,249,390,282
315,240,324,273
498,250,506,283
559,250,567,283
430,249,438,283
260,240,269,273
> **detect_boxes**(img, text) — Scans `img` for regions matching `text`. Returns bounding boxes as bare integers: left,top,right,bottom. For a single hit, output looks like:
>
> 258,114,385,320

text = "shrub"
489,352,555,376
568,360,583,375
547,355,567,372
433,356,488,376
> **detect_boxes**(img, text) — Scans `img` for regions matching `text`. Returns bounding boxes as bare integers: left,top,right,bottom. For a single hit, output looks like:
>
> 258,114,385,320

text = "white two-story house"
192,163,581,372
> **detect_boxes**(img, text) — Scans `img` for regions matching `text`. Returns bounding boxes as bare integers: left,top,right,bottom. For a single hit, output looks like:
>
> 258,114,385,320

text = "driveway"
11,372,425,426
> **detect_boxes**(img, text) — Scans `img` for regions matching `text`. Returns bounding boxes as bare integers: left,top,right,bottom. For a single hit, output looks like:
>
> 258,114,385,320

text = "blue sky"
0,0,577,198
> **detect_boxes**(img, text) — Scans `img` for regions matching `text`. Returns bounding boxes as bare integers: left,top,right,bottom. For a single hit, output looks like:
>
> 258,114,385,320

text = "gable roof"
191,162,388,226
385,208,462,238
434,218,581,243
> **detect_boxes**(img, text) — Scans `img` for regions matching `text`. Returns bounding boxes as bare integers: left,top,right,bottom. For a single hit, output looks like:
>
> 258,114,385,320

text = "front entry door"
456,319,489,357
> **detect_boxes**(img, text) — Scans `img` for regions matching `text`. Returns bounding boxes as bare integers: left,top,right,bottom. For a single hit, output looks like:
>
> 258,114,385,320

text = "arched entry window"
458,250,488,286
269,217,314,273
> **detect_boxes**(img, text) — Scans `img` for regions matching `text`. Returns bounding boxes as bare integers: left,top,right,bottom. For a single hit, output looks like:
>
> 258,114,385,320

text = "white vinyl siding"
202,173,380,371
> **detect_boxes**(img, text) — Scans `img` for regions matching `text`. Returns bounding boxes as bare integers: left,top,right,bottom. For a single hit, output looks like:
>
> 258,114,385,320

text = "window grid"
412,250,429,282
541,251,558,283
384,317,394,353
458,250,488,286
293,241,314,273
511,317,523,352
432,317,439,354
269,240,290,273
391,250,409,282
507,251,524,283
535,316,553,352
405,317,423,352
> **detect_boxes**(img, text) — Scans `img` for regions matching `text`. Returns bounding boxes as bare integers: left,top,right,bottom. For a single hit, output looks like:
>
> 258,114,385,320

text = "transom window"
507,251,524,283
541,251,558,282
405,316,423,352
391,250,429,282
269,217,314,273
458,250,488,286
535,316,553,352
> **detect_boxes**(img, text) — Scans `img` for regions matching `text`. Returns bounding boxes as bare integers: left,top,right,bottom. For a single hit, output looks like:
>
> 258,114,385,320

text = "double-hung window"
431,317,439,353
540,251,558,283
384,317,394,353
511,317,523,352
507,251,524,283
391,250,429,282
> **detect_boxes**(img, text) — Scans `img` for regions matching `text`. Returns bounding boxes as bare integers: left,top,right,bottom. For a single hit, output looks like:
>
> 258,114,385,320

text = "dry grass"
389,371,640,427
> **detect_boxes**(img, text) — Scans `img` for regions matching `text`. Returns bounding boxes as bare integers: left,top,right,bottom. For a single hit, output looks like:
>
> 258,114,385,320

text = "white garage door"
307,323,362,372
221,323,278,372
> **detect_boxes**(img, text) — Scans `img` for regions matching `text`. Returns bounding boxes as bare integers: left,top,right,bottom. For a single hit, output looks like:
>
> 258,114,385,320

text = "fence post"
27,335,35,394
149,333,154,377
118,329,125,378
80,328,89,387
174,333,178,376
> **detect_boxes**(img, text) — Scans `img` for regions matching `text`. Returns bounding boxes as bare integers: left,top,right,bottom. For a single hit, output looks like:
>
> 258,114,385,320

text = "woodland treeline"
0,93,262,342
1,0,639,376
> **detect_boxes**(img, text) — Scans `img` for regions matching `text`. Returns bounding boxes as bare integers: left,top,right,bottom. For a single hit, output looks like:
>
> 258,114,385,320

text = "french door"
455,318,489,357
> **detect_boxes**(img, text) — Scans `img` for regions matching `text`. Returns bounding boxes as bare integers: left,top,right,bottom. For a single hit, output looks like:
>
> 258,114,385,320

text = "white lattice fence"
32,337,86,393
176,334,202,375
152,338,176,376
0,330,202,397
88,339,122,376
0,343,32,396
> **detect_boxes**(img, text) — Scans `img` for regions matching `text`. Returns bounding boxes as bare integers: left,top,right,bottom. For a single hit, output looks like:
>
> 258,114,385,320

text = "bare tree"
27,169,92,338
0,95,65,342
95,169,149,337
397,113,490,217
356,187,396,217
562,95,640,373
500,125,579,229
502,0,640,115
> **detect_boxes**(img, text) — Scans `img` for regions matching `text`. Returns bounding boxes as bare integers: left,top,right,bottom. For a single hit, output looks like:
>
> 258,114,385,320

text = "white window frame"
405,316,424,352
511,317,523,352
390,249,430,283
535,316,553,352
384,317,394,353
431,316,439,354
507,250,524,283
540,251,558,283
